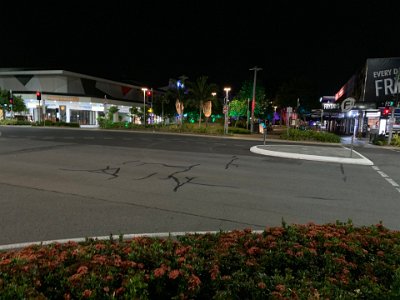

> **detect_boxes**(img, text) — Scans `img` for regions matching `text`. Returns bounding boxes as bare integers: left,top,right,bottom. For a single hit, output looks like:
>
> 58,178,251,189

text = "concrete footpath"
248,135,374,166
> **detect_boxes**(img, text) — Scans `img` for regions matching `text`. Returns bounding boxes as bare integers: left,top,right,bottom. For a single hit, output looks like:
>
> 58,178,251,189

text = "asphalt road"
0,126,399,246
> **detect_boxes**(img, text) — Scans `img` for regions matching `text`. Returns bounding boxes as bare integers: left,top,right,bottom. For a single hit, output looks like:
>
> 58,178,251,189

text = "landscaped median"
1,221,400,299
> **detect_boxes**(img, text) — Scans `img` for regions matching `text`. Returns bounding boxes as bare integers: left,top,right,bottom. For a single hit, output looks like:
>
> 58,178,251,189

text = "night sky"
2,1,399,97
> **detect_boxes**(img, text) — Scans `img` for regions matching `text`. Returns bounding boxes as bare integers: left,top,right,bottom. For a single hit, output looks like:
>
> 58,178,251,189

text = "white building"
0,69,148,126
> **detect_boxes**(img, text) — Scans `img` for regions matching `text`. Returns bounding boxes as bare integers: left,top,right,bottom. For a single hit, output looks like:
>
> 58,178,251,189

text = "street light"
223,87,231,134
249,66,262,133
141,88,148,126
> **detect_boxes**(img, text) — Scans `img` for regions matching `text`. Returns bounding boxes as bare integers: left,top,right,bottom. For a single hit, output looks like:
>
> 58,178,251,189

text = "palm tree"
188,76,218,127
167,75,188,125
129,106,141,124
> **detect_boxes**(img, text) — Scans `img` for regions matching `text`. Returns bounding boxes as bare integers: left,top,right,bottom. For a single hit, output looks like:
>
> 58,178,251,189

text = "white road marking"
385,178,399,187
377,171,389,178
372,166,400,192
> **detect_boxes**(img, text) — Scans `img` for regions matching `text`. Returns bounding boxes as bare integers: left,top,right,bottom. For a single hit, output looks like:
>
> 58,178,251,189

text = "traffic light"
146,89,153,105
36,91,41,100
146,90,152,100
9,95,13,105
382,106,390,118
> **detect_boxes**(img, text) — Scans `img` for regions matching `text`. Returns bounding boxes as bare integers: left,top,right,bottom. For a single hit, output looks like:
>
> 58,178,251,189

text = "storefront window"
70,110,96,125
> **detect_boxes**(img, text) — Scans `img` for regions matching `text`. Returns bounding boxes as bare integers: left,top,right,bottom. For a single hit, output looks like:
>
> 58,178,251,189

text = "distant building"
0,69,152,125
335,57,400,104
333,57,400,135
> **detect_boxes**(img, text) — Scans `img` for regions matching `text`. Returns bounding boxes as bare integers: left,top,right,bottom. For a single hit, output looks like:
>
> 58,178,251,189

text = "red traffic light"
146,90,152,96
36,91,41,100
383,106,390,116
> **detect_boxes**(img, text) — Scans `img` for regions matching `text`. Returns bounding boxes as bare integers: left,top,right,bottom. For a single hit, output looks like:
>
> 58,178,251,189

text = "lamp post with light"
223,87,231,134
141,88,148,126
249,66,262,133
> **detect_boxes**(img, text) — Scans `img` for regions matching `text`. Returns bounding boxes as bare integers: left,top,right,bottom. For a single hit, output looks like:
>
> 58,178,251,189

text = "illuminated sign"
323,103,339,110
341,97,355,112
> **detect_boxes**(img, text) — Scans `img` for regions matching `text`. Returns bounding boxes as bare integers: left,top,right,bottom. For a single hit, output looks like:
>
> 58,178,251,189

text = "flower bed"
1,221,400,299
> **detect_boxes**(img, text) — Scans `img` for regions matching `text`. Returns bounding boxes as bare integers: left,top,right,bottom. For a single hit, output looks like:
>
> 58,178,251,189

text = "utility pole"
141,88,148,126
151,88,153,124
223,87,231,134
388,107,395,145
247,98,250,130
249,66,262,133
388,74,400,145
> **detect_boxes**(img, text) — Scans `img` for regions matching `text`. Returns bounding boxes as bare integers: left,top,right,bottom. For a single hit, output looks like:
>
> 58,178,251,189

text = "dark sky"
2,1,400,97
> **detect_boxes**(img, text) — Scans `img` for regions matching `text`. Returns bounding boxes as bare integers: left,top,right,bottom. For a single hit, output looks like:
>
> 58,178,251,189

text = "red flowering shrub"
1,221,400,299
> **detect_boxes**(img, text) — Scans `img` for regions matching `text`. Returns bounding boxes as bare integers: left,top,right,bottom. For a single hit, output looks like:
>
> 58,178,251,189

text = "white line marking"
372,166,400,192
377,171,389,178
385,178,399,187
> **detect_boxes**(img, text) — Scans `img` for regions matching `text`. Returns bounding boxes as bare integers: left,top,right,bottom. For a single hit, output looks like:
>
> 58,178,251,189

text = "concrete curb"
0,230,265,251
250,145,374,165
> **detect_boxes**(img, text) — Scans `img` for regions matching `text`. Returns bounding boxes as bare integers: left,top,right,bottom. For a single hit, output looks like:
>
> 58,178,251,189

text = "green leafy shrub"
390,134,400,146
31,121,80,127
373,134,387,145
0,119,31,126
228,127,251,134
280,128,341,143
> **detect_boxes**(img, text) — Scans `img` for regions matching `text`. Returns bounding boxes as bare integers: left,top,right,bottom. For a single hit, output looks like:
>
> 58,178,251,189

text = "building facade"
0,69,149,125
333,57,400,135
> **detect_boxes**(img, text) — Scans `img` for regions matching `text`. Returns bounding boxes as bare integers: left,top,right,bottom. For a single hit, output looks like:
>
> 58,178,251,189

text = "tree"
187,76,218,127
0,88,27,119
108,105,119,122
236,80,268,123
275,77,319,118
152,93,175,124
129,106,141,124
228,99,247,127
166,76,188,125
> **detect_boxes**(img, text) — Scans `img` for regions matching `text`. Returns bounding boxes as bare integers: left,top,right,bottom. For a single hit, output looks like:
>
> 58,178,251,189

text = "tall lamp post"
249,66,262,133
388,74,400,145
141,88,148,126
223,87,231,134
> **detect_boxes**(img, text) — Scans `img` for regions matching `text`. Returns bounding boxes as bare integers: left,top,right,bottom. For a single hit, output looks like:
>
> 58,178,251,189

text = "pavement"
23,125,377,166
249,135,375,166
